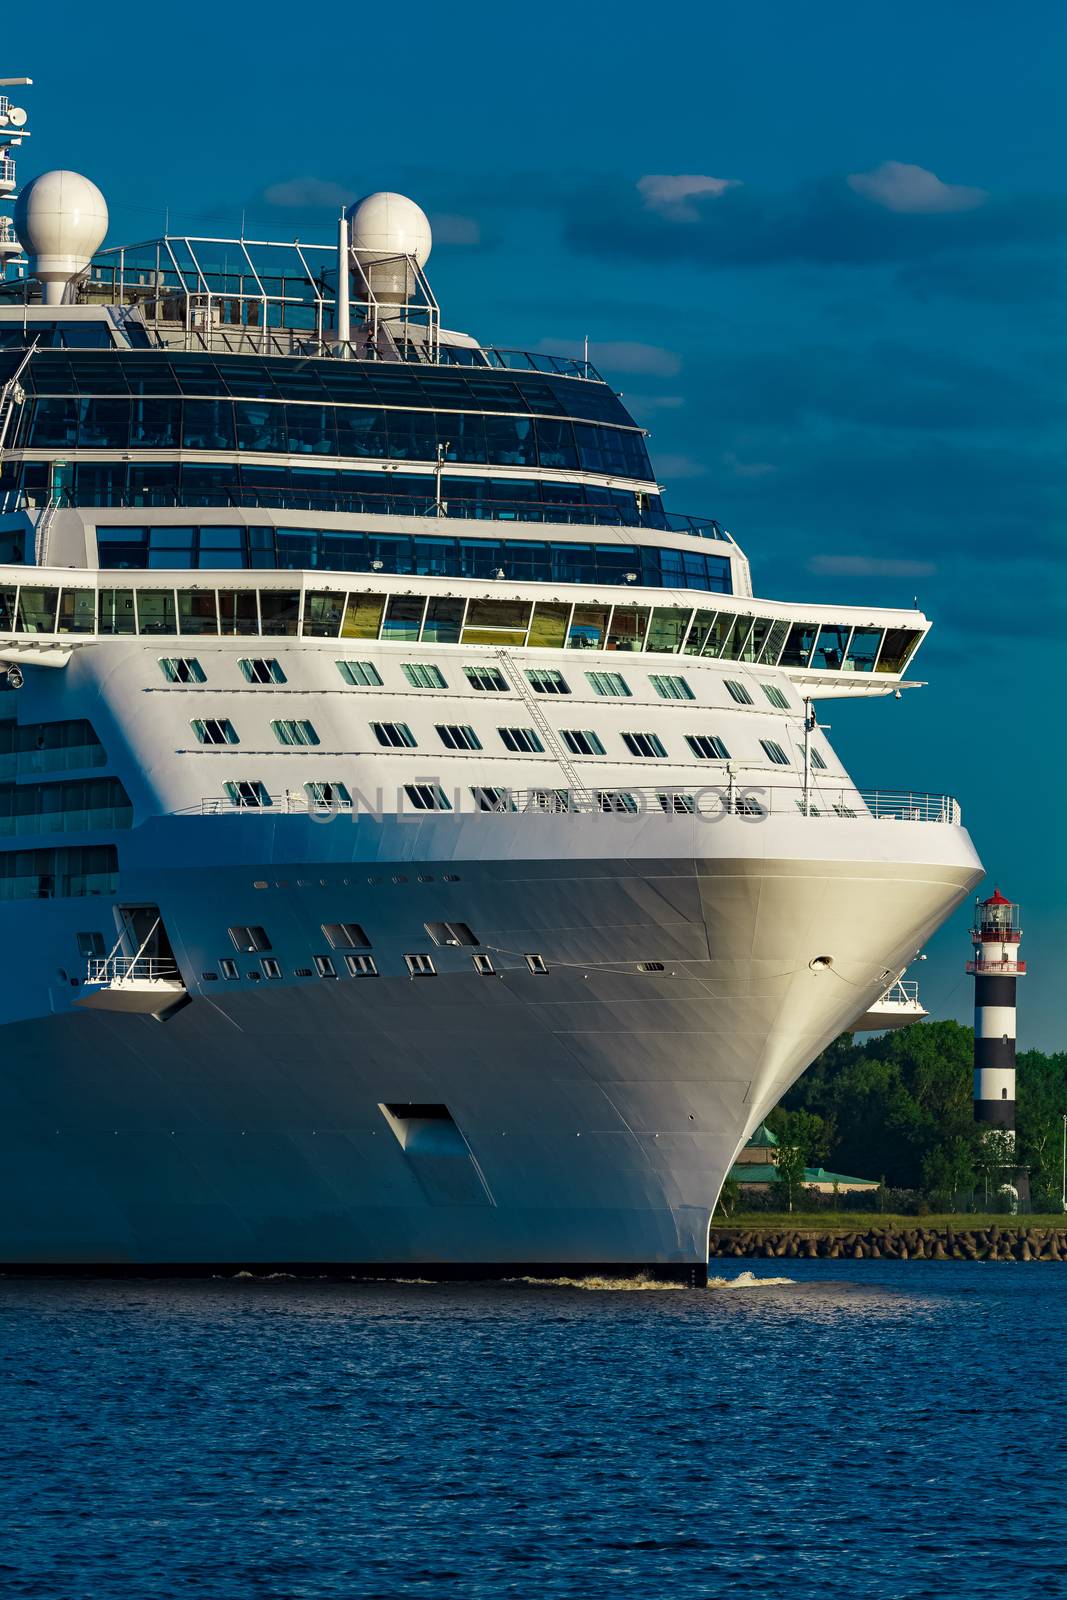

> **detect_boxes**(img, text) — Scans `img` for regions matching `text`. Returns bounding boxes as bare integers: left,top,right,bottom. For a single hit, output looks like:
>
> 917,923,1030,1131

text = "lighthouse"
967,888,1027,1202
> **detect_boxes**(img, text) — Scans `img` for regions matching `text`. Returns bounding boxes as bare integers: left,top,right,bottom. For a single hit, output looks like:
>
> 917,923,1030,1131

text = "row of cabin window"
17,350,626,419
213,952,544,981
0,718,109,784
4,586,919,679
193,710,820,769
228,919,477,953
222,919,486,982
363,722,819,767
0,776,132,835
191,718,319,747
163,655,791,711
0,843,119,899
22,397,652,478
220,783,816,817
85,518,727,588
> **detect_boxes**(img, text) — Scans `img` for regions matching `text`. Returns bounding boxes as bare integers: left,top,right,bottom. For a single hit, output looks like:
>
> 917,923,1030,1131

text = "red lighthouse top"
981,888,1014,908
971,887,1023,960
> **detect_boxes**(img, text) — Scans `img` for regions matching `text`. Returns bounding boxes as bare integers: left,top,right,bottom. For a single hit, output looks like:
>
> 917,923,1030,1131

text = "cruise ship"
0,85,982,1280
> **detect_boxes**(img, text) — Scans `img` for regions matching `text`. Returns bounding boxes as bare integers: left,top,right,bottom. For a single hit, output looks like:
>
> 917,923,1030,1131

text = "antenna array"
0,75,31,267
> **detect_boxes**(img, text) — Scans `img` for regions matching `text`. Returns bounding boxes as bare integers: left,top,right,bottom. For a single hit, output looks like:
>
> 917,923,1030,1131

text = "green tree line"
765,1021,1067,1211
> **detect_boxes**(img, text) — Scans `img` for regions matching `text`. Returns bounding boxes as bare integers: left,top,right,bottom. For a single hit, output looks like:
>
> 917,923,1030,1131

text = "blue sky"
12,2,1067,1044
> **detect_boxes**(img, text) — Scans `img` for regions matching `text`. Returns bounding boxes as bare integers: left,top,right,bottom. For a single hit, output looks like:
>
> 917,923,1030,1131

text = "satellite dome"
346,192,431,267
14,170,108,305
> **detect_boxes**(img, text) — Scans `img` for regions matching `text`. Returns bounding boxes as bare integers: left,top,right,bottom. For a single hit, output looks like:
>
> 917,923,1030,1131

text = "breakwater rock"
708,1225,1067,1261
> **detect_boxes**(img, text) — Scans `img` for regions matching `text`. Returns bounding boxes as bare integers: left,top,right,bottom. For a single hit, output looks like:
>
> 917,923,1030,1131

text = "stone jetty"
708,1225,1067,1261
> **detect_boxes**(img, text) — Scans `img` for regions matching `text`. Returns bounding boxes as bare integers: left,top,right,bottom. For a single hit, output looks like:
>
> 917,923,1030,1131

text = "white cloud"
846,161,987,215
722,451,777,479
263,177,356,209
431,212,481,246
537,339,681,377
637,173,740,222
808,555,938,578
653,452,706,479
623,394,685,414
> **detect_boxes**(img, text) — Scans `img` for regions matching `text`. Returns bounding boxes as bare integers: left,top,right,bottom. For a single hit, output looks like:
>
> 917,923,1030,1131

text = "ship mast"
0,74,32,273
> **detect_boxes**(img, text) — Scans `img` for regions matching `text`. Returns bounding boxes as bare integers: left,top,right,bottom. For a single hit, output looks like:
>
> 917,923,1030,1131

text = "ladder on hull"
34,495,58,566
498,648,585,792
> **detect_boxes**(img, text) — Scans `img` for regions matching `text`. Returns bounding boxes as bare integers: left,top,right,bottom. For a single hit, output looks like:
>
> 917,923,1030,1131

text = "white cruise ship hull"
0,814,981,1279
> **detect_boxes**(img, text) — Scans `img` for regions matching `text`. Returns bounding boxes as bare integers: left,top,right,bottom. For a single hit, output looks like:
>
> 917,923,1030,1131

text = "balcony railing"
177,784,962,825
881,979,920,1004
9,484,729,541
85,955,181,985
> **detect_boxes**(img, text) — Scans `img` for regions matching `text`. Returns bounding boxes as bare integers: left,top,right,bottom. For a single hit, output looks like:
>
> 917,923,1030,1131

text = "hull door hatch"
78,905,189,1019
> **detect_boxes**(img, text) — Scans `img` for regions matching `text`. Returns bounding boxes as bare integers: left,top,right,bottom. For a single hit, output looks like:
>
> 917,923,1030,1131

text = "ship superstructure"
0,93,982,1278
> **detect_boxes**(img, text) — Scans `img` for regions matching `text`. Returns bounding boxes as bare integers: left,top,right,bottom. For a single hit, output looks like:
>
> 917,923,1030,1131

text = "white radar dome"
346,191,432,267
14,170,108,305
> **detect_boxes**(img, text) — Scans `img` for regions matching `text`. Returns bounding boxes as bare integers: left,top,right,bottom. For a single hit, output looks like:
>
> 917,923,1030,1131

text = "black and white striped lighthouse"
967,890,1027,1201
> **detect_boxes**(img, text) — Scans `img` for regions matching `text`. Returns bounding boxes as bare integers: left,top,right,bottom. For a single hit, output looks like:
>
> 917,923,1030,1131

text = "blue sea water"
1,1262,1065,1599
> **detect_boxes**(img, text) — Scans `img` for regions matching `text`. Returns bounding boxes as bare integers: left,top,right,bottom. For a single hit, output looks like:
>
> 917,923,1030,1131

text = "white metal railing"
86,955,182,986
879,979,921,1004
176,784,962,825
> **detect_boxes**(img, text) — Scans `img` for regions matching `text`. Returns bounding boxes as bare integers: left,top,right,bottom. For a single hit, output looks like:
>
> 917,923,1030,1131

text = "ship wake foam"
707,1270,795,1289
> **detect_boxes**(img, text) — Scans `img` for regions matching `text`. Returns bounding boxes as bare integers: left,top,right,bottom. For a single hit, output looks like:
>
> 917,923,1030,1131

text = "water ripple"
1,1261,1064,1598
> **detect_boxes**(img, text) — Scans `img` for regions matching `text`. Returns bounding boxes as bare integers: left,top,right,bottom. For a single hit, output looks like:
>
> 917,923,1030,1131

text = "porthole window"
336,660,383,687
403,783,453,812
322,922,371,950
650,674,694,701
621,731,667,758
685,734,730,760
586,671,631,698
525,668,570,695
499,727,544,754
272,718,319,747
372,721,417,748
424,921,479,947
760,739,790,766
436,724,482,751
159,657,205,684
224,780,271,808
464,665,509,693
658,792,695,814
402,662,447,689
596,791,638,813
239,658,286,684
471,786,517,812
561,729,606,756
304,781,351,807
191,717,238,746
